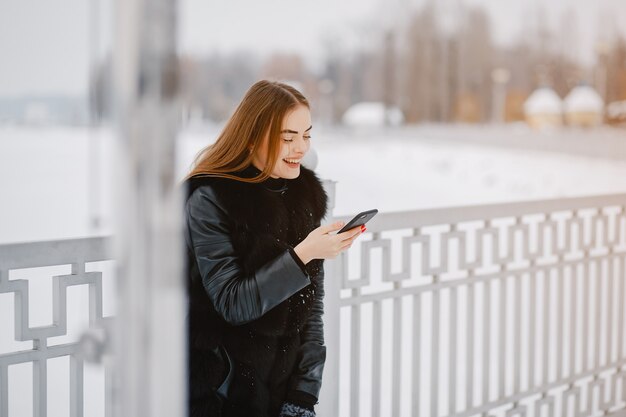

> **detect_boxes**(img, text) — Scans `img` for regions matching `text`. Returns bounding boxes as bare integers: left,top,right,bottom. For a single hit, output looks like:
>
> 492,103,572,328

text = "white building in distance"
523,87,564,130
563,85,604,128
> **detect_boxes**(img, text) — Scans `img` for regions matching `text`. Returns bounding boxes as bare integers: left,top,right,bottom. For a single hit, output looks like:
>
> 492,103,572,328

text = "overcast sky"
1,0,625,97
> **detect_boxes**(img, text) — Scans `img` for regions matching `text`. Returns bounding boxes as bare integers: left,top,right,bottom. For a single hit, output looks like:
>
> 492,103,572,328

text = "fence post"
112,0,184,416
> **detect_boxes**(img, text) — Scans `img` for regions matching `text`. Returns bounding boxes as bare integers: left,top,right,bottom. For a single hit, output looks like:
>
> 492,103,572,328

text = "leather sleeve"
185,185,312,326
288,263,326,402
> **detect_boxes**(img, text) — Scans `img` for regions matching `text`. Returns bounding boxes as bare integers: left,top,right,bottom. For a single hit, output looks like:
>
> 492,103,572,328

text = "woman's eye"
281,134,310,142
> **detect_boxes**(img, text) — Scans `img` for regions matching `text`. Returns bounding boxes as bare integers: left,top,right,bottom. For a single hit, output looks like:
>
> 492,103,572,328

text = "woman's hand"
294,221,365,264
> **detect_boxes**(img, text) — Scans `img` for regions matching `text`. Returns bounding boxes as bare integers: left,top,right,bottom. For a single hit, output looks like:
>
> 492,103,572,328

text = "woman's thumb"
320,221,345,233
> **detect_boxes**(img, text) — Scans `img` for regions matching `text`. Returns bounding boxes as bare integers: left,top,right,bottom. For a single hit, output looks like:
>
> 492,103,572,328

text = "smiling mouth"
283,158,301,165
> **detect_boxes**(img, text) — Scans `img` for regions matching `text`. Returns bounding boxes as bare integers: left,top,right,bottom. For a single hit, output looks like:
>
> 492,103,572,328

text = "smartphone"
337,209,378,234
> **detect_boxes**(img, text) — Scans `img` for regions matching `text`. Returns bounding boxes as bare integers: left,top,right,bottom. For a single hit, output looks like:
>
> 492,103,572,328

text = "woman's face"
252,104,312,179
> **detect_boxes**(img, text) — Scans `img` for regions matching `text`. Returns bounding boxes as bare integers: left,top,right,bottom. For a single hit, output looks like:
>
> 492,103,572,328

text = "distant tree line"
91,5,626,125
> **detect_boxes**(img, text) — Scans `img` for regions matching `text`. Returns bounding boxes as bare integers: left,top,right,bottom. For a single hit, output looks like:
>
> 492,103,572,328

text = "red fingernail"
362,227,367,232
360,225,365,231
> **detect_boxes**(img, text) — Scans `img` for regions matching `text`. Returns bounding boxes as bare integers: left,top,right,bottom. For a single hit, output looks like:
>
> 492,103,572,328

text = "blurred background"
2,0,626,245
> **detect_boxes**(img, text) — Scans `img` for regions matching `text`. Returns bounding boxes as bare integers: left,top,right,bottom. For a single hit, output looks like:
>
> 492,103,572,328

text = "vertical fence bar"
372,230,383,417
0,366,7,417
371,299,381,417
33,355,47,417
595,261,602,371
392,292,402,417
431,279,440,417
371,301,383,415
569,265,577,377
606,258,614,366
482,280,491,406
583,263,590,372
351,295,361,417
69,356,84,417
89,276,103,326
513,274,521,394
412,293,422,417
528,271,536,390
542,271,550,385
556,266,564,380
449,286,457,415
498,277,506,399
618,256,625,361
466,282,475,411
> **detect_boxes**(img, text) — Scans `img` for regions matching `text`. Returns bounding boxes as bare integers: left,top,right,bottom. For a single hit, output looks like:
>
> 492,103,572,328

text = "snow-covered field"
1,125,625,416
2,125,626,244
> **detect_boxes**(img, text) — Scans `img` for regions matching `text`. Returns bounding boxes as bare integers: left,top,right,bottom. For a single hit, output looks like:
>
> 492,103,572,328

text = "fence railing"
321,193,626,417
2,194,626,417
0,237,113,417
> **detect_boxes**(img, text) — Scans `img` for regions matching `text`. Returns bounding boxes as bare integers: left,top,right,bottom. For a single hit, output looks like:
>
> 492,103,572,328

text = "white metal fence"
2,194,626,417
321,193,626,417
0,237,114,417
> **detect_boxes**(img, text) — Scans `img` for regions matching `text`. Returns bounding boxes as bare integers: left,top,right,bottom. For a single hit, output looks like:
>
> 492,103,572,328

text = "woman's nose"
292,136,308,153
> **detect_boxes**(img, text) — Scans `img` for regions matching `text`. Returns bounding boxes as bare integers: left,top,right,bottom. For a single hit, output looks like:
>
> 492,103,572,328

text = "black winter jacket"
184,164,328,417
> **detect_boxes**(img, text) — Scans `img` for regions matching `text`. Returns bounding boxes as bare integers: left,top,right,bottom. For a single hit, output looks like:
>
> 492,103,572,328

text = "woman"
183,80,364,417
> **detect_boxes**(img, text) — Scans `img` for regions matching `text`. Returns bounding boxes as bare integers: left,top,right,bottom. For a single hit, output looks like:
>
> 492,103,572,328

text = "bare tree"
402,4,439,122
606,37,626,103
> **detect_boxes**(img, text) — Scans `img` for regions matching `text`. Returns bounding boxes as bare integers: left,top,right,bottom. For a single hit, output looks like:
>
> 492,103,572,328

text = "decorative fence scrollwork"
323,194,626,417
0,237,113,417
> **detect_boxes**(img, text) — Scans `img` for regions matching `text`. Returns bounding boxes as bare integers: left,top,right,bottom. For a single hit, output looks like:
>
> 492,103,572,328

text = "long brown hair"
184,80,309,183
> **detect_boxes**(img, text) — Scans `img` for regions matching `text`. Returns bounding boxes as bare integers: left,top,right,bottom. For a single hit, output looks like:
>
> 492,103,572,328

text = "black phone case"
337,209,378,234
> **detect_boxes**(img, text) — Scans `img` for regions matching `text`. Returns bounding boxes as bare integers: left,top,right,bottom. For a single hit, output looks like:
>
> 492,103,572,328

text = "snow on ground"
1,124,625,242
182,126,626,216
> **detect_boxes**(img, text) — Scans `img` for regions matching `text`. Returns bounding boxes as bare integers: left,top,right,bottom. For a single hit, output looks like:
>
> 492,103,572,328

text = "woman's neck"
251,162,280,179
